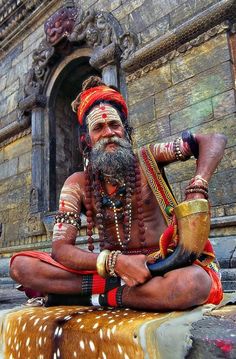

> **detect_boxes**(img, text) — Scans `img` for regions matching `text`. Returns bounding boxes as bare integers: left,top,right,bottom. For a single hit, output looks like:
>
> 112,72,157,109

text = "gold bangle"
96,250,110,278
174,199,209,219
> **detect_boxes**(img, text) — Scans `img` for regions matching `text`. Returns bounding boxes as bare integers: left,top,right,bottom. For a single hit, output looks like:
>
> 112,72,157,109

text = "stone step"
211,236,236,268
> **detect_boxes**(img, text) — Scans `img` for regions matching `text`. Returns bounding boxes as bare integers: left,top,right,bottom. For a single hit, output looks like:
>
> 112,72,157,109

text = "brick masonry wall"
0,0,235,254
0,136,32,249
127,31,236,225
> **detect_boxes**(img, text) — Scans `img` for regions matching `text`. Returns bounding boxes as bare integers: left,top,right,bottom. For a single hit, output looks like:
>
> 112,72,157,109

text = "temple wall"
0,0,236,262
127,31,236,221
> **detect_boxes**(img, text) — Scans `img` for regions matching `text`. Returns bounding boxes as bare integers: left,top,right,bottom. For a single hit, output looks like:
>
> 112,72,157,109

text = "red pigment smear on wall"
215,339,233,353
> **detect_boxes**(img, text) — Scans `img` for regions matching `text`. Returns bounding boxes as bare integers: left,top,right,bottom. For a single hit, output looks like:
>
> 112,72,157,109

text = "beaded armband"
55,211,81,230
185,175,209,199
173,137,190,161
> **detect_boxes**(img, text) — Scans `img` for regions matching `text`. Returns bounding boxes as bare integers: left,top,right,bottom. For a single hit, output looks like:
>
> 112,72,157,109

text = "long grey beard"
90,136,134,178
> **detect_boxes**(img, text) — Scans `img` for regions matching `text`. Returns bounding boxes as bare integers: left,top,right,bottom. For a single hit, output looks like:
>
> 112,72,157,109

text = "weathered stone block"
140,15,170,45
209,169,236,207
218,146,236,173
170,0,219,28
0,91,19,117
170,98,213,135
97,0,121,11
4,222,19,246
18,152,31,173
155,61,233,117
211,205,225,218
0,185,29,212
165,157,196,183
225,203,236,217
129,95,155,127
0,172,31,196
171,33,230,84
133,115,170,147
0,43,23,76
191,114,236,148
128,64,172,106
0,150,4,164
22,24,44,52
0,80,19,102
112,0,146,21
3,135,32,161
0,75,7,93
211,236,236,268
0,158,18,181
212,89,236,119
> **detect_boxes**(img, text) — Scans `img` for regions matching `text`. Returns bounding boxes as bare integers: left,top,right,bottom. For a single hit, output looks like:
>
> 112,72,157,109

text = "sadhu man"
10,76,227,310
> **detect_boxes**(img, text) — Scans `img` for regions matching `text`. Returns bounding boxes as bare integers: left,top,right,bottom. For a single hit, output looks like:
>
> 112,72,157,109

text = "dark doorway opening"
48,56,100,211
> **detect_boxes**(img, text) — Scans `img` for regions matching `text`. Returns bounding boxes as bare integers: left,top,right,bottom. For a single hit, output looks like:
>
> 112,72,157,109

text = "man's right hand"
114,254,151,287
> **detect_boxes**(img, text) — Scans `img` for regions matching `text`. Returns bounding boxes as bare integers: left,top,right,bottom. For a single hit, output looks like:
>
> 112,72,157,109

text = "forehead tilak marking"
87,104,123,132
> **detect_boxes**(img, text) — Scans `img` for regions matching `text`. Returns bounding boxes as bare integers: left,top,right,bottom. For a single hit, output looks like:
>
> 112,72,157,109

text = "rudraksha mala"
84,165,95,252
84,154,146,251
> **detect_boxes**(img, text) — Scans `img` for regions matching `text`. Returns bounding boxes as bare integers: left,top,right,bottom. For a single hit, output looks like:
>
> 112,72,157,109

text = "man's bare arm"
51,172,98,271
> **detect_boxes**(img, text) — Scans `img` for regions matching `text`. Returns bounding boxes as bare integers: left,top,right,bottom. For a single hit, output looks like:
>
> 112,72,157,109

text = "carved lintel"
90,42,121,70
27,212,46,236
18,94,47,111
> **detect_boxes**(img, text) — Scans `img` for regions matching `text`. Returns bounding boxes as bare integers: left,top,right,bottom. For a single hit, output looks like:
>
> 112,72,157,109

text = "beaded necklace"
84,155,146,251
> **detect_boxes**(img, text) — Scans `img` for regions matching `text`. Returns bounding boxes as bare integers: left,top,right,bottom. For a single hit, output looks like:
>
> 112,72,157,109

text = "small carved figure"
119,32,138,61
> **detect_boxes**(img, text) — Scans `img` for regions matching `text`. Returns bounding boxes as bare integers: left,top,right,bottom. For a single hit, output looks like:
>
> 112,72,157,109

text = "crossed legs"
10,256,212,311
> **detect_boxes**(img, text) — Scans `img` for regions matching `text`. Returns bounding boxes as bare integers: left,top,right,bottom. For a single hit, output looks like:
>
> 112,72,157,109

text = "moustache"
94,136,132,151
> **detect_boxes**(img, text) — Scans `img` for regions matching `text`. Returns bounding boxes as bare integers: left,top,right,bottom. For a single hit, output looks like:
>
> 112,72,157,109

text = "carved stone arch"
17,3,138,232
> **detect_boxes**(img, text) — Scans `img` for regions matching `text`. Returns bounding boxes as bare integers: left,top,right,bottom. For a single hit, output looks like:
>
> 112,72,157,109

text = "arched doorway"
46,55,100,211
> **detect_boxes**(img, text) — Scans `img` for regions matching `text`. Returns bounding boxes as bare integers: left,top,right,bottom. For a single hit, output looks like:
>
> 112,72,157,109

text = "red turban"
77,85,128,126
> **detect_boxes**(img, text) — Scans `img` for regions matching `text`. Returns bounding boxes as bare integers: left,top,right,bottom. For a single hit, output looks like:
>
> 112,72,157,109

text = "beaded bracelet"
173,138,189,161
55,211,81,230
106,250,122,277
185,188,209,199
185,185,208,192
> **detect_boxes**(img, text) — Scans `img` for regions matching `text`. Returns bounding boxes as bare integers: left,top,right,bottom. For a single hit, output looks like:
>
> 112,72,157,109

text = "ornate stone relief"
20,4,138,113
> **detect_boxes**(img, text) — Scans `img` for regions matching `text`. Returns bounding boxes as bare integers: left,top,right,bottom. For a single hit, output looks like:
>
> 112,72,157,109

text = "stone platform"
0,288,236,359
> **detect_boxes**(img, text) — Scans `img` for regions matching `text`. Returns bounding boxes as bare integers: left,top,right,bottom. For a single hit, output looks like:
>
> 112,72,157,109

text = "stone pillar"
102,65,118,87
30,106,45,213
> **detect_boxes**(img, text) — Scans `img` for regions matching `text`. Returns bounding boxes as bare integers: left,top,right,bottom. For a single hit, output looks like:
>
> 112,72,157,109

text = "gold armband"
96,250,110,278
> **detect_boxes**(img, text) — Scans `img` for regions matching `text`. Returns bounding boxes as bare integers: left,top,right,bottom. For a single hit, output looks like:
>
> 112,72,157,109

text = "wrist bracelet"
182,130,199,159
96,250,110,278
107,250,122,277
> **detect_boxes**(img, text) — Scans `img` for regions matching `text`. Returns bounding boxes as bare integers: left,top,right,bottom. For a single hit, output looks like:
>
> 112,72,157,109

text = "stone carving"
44,6,78,45
69,9,116,49
27,213,46,236
20,5,137,103
30,186,40,214
119,32,138,61
24,69,42,97
32,39,55,82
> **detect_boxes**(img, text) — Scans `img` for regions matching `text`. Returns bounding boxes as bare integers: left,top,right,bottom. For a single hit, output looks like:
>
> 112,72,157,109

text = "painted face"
87,104,125,148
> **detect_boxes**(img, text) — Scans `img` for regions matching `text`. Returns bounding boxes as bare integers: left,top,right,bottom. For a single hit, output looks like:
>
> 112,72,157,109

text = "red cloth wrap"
10,250,223,305
77,85,128,126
